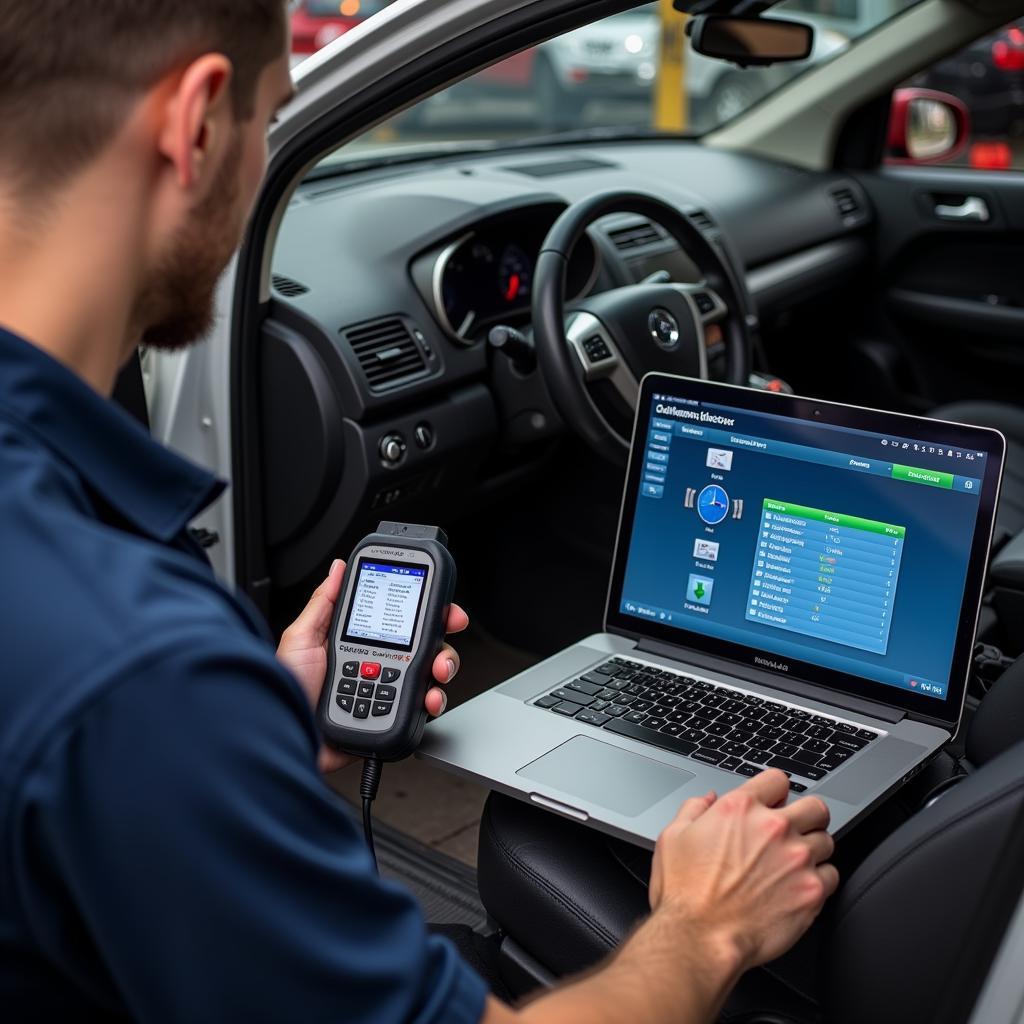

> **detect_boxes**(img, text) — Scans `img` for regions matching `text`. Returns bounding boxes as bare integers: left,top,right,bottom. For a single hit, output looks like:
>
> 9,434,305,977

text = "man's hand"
648,768,837,969
486,769,838,1024
276,559,470,773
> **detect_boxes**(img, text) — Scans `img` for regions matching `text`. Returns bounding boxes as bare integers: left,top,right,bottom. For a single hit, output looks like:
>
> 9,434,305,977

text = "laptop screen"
606,376,1005,723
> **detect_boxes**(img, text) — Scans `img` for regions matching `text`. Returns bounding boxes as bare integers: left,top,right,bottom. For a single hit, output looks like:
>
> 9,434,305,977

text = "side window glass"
887,20,1024,169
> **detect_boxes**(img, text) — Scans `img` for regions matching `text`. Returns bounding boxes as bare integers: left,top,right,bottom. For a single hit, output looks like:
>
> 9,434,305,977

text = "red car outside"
291,0,394,58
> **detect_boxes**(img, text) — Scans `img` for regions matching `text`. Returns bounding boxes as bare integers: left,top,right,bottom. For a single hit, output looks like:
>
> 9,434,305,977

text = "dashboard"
262,141,872,585
431,218,598,344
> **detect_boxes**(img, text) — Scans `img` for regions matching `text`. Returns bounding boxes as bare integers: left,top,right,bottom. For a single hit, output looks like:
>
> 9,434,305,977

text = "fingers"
445,604,470,635
816,863,840,899
425,686,448,718
672,791,718,828
780,795,831,835
735,768,791,808
432,643,460,685
800,829,835,867
281,560,347,649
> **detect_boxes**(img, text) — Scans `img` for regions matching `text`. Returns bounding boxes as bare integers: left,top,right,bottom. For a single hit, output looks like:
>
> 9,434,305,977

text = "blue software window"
623,395,986,700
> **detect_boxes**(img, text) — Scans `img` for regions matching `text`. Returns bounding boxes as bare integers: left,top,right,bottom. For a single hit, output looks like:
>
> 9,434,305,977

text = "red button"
360,662,382,680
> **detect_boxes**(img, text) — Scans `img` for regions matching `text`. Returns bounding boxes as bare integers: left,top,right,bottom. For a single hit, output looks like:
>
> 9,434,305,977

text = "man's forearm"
485,910,744,1024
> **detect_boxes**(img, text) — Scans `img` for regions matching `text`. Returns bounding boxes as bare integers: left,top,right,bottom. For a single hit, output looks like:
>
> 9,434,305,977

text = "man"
0,3,838,1022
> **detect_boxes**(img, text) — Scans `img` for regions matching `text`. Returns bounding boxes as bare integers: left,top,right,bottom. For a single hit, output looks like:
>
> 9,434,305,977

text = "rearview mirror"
686,15,814,67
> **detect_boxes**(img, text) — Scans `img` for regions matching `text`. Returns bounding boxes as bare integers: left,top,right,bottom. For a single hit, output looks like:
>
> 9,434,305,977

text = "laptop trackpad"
517,736,695,818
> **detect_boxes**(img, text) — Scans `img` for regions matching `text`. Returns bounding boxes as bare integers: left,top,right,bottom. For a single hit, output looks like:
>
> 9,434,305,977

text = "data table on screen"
746,499,905,656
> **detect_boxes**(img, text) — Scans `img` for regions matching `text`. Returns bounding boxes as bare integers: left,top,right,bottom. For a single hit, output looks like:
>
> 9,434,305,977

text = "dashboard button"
382,668,402,684
342,661,360,677
376,685,397,702
414,423,434,450
379,434,407,466
360,662,382,680
372,702,393,718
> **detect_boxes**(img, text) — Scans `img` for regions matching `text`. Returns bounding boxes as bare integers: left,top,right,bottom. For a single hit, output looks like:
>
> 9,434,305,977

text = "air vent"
344,317,430,392
608,220,664,252
689,209,717,232
272,274,309,297
830,186,863,223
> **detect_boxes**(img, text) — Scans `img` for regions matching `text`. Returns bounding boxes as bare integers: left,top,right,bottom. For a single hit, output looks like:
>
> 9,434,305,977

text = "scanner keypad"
335,662,402,722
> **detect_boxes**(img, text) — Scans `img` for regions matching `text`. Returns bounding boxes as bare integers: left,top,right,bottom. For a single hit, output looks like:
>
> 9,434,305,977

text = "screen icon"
881,439,888,446
687,574,715,607
693,539,721,562
697,485,730,526
706,448,734,472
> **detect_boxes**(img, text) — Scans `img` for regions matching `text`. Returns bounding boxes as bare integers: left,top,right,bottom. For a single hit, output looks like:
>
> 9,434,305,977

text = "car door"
849,21,1024,414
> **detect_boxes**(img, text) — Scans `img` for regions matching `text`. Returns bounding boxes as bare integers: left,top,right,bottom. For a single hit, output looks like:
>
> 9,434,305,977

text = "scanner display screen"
344,558,428,651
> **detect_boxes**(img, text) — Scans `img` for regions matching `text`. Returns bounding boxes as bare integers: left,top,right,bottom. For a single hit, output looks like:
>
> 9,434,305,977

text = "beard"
136,133,246,352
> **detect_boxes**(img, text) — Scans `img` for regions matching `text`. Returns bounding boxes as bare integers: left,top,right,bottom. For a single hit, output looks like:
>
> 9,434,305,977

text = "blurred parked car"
290,0,394,59
917,20,1024,137
461,3,850,131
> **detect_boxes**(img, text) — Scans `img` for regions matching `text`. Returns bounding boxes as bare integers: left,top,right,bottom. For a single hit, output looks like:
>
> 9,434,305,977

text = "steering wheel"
532,191,753,459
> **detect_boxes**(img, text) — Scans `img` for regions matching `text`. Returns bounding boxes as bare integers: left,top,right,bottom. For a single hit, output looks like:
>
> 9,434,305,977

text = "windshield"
312,0,921,170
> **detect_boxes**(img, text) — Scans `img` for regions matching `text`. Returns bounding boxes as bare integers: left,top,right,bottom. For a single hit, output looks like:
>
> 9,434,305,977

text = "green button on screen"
892,464,954,489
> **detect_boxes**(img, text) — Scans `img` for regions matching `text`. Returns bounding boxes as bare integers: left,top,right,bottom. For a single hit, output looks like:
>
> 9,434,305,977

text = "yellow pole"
654,0,687,133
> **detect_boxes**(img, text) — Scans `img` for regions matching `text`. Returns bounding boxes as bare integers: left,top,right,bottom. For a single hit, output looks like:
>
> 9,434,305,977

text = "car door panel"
854,166,1024,408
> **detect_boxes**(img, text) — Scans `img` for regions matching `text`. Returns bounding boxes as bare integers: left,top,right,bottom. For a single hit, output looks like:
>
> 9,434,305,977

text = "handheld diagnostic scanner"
317,522,456,763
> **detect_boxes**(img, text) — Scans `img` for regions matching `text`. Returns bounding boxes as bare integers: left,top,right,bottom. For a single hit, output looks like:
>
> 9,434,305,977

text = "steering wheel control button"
414,423,434,450
376,684,398,702
379,433,407,466
353,699,371,720
336,694,354,713
338,680,357,697
360,662,382,680
372,702,393,718
648,308,681,351
342,661,360,678
381,668,402,684
582,335,612,363
693,292,716,316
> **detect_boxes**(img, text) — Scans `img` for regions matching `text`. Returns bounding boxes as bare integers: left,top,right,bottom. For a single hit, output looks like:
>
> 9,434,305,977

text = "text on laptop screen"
619,392,990,702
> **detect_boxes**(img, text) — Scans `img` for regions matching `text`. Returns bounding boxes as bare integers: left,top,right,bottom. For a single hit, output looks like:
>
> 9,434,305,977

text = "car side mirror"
887,88,970,164
685,15,814,67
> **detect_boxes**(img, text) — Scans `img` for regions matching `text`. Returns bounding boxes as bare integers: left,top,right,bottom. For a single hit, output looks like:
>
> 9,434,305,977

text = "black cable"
360,757,384,873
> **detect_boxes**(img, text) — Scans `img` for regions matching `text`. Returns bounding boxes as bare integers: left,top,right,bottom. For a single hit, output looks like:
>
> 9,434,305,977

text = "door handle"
934,196,990,222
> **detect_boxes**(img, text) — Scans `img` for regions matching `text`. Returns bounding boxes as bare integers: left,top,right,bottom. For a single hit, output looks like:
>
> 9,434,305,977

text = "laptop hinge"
635,638,906,725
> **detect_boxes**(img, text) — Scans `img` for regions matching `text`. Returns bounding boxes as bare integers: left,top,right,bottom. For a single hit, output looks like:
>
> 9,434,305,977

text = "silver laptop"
420,374,1006,844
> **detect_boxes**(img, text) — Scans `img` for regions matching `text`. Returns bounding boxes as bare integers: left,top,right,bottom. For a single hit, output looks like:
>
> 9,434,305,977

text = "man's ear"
157,54,235,192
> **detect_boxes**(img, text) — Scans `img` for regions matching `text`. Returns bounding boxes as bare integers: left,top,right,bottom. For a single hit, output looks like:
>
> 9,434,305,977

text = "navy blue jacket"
0,328,486,1023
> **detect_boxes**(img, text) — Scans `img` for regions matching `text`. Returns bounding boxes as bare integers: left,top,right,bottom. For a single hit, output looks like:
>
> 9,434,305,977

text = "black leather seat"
478,663,1024,1022
932,402,1024,544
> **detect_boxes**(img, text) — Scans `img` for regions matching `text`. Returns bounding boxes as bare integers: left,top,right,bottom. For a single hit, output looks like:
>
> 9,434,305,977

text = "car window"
889,19,1024,170
311,0,921,171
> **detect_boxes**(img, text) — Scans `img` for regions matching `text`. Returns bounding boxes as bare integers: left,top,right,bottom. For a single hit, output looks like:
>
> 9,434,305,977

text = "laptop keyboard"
531,656,881,792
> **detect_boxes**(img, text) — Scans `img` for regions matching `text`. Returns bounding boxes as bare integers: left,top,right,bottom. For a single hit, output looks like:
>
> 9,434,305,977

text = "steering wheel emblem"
648,308,681,351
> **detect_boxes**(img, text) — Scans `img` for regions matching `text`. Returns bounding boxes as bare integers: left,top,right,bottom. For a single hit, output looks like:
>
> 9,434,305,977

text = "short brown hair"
0,1,287,197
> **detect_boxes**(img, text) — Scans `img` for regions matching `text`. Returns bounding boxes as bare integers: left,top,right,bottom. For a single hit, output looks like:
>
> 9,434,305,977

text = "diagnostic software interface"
619,391,989,701
344,559,427,650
